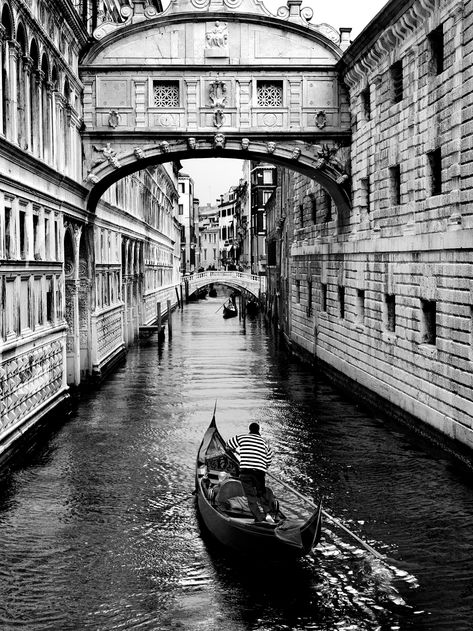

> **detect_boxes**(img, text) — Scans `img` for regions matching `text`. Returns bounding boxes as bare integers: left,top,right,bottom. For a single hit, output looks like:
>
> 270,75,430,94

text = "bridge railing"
184,270,266,293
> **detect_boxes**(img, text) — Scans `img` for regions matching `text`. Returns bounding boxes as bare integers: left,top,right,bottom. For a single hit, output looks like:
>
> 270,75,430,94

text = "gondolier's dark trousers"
239,468,270,522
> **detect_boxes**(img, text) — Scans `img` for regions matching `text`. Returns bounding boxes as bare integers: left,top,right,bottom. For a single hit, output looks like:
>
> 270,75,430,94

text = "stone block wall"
276,0,473,453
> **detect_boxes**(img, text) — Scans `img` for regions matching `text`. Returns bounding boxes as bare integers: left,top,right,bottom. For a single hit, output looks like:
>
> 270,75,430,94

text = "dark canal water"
1,296,473,631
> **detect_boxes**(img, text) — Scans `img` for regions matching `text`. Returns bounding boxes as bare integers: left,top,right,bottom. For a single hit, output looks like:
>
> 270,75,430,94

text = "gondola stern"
300,497,323,553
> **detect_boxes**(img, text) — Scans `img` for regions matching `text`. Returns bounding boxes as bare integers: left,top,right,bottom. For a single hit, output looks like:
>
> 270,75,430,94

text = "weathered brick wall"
281,0,473,452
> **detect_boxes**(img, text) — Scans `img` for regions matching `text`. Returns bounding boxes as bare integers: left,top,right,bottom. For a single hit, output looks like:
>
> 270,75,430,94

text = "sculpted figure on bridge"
160,141,170,153
214,133,226,149
241,138,250,150
206,21,228,48
91,143,121,169
187,137,197,150
266,142,276,153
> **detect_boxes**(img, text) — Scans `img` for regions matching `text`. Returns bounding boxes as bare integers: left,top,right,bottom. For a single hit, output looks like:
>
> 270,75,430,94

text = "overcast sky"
179,0,388,204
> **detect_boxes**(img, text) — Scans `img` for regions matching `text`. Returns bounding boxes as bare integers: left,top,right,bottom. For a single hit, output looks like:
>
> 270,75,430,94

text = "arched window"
1,4,13,137
63,77,70,171
40,53,50,162
16,23,27,148
29,39,39,154
51,65,58,166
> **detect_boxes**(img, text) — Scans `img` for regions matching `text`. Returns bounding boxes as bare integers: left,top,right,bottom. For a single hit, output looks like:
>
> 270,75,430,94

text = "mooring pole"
167,299,172,338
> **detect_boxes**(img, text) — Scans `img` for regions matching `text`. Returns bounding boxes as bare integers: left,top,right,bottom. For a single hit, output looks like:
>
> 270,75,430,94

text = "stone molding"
342,0,455,91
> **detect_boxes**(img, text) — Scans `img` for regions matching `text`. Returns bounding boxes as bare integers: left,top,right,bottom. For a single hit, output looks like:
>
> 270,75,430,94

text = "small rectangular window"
267,240,277,266
421,299,436,345
389,165,401,206
324,191,333,222
307,280,312,317
19,210,26,259
428,148,442,196
263,169,274,184
390,60,403,103
385,294,396,332
338,285,345,319
153,81,180,108
361,86,371,120
299,204,304,227
357,289,365,325
429,24,444,75
310,194,317,223
257,81,283,107
178,204,184,215
361,177,370,214
296,279,301,303
33,214,41,259
46,277,54,323
4,206,12,259
321,282,327,312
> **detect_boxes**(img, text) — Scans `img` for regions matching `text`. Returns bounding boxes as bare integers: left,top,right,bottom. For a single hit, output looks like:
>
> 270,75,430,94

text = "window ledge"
417,343,438,359
381,331,396,344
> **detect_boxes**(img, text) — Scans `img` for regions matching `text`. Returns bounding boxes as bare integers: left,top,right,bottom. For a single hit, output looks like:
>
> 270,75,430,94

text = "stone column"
22,55,33,150
44,80,54,164
34,69,45,158
0,26,5,135
7,39,20,144
185,79,199,130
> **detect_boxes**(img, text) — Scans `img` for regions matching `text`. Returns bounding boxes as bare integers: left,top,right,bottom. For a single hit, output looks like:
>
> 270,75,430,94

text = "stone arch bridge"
186,270,265,298
80,0,353,215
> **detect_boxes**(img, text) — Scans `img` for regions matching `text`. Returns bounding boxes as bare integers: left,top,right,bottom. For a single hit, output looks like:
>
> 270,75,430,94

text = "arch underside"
85,140,351,217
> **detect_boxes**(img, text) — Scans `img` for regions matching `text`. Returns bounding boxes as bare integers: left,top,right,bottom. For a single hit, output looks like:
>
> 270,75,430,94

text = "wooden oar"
266,470,386,562
215,303,225,313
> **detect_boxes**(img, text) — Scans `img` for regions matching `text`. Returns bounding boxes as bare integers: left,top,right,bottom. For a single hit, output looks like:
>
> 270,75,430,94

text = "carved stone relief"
205,21,229,57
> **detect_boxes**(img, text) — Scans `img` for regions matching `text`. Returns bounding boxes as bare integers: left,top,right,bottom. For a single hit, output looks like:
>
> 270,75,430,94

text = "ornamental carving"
316,111,327,129
108,110,119,128
213,133,225,149
206,21,228,49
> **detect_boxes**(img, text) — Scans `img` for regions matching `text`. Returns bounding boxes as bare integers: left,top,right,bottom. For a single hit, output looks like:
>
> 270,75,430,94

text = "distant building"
250,163,277,276
177,173,197,274
198,203,220,270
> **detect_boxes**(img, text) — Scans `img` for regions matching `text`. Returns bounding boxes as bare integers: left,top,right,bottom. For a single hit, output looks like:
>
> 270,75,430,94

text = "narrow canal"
1,296,473,631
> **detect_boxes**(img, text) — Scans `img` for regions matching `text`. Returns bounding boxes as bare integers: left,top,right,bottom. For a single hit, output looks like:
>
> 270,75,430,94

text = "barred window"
390,60,403,103
429,24,444,75
257,81,283,107
153,81,180,108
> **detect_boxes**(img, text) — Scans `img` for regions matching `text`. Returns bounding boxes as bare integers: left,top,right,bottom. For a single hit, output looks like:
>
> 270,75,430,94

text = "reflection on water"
1,297,473,630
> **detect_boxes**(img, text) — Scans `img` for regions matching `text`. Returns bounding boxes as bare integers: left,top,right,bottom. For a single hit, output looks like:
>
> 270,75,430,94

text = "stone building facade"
0,0,181,464
267,0,473,455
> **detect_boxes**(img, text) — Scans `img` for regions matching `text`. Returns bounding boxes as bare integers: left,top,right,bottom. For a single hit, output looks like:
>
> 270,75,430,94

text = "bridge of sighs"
80,0,353,215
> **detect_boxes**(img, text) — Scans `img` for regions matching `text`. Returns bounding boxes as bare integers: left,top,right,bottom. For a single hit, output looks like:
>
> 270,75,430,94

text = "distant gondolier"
227,422,274,523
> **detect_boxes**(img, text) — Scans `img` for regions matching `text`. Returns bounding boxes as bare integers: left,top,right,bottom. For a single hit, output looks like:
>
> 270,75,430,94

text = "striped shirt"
227,432,273,472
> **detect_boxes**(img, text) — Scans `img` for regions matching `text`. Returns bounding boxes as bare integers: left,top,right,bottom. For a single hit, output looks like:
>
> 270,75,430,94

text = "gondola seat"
215,479,253,516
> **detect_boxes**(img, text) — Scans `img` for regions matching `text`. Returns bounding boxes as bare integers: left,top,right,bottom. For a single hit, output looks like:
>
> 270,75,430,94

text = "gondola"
222,299,238,319
195,414,323,559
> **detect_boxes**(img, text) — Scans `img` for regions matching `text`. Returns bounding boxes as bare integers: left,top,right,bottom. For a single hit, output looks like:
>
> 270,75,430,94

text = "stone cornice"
338,0,447,90
81,10,343,64
52,0,90,48
0,137,88,208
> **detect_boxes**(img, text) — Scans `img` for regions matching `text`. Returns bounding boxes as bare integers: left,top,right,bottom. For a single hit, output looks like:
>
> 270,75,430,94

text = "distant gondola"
195,414,323,559
222,299,238,319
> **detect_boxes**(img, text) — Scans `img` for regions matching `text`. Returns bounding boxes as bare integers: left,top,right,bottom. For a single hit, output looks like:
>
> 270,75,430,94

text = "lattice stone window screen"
257,81,283,107
153,81,180,107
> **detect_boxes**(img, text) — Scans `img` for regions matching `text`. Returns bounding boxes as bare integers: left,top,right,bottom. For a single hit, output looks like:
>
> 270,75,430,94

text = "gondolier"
227,422,274,523
195,412,322,558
